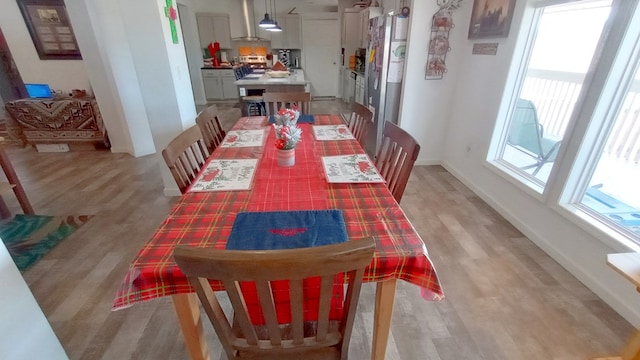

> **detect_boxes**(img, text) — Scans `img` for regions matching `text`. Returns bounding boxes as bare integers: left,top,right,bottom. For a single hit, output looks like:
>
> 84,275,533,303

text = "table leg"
593,329,640,360
172,293,210,360
372,279,397,360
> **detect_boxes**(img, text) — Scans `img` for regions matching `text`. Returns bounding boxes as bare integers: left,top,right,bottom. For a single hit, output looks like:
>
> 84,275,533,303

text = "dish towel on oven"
226,209,347,250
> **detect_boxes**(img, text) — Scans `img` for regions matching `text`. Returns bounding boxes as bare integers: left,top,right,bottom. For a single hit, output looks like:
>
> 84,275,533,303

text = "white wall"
65,0,156,156
399,0,455,165
434,1,640,328
0,241,68,359
0,0,90,95
178,1,207,106
119,0,197,195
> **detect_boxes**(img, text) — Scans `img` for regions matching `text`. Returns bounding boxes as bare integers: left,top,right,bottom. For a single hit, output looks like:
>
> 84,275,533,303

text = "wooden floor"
2,99,634,359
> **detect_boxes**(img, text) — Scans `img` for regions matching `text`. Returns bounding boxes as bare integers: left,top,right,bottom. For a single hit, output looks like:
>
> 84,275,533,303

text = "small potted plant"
272,106,302,167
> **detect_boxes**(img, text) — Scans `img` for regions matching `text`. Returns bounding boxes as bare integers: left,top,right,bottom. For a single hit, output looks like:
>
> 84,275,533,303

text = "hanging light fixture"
258,0,275,28
267,0,283,32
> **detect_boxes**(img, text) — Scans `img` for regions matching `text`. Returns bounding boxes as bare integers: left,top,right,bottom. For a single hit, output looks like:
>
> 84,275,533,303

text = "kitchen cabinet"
342,9,362,64
221,71,238,100
341,67,352,103
360,7,382,49
355,72,365,105
270,15,301,49
202,69,238,100
196,13,231,50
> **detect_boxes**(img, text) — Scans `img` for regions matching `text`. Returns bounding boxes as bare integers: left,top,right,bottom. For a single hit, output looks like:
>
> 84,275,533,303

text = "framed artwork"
16,0,82,60
468,0,516,39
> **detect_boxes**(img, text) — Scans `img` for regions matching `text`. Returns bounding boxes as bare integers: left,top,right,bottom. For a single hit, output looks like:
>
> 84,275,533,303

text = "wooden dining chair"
173,237,375,360
346,102,374,147
195,104,226,154
161,125,210,194
0,140,35,219
374,121,421,203
262,92,311,115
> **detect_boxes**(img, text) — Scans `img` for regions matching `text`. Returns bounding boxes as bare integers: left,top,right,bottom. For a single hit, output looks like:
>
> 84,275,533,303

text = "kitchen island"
235,69,310,116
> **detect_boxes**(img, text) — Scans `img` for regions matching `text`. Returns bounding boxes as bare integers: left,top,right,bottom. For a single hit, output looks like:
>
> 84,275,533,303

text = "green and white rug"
0,214,93,271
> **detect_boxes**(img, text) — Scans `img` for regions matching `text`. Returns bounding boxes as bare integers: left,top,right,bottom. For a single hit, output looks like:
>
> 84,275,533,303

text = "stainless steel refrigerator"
364,13,407,157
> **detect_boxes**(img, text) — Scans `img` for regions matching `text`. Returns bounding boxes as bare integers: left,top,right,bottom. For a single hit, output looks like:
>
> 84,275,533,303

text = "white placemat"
221,130,265,148
321,154,385,183
312,125,355,141
189,159,258,192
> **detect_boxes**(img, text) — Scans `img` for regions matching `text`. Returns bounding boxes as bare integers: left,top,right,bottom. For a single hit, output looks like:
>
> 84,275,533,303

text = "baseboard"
415,159,441,166
163,187,181,197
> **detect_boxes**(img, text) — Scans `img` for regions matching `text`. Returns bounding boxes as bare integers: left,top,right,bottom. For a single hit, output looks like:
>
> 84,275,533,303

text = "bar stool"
243,96,265,116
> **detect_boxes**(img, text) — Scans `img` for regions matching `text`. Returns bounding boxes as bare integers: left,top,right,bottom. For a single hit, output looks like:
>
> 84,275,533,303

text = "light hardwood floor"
1,99,634,359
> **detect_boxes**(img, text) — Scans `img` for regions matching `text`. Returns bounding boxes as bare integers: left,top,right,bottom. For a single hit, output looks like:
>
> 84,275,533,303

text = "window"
496,1,612,189
491,0,640,246
575,30,640,241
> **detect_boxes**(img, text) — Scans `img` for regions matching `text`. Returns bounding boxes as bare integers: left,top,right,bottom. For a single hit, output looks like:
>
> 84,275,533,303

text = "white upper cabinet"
196,13,232,50
342,9,362,61
271,15,301,49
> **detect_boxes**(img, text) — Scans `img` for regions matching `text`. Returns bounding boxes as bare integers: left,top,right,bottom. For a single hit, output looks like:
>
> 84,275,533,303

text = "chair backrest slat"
262,92,311,115
256,281,282,345
196,105,226,153
173,237,375,359
192,277,238,357
374,121,420,203
162,125,209,194
315,274,335,342
223,279,260,346
348,102,374,147
290,280,305,345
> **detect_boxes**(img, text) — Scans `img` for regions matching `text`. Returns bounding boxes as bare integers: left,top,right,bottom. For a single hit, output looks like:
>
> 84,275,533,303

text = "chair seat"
540,136,560,160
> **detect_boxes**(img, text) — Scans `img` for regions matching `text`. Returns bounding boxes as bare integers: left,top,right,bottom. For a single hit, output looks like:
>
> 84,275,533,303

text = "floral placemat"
189,159,258,192
321,154,385,183
312,125,355,141
221,130,265,148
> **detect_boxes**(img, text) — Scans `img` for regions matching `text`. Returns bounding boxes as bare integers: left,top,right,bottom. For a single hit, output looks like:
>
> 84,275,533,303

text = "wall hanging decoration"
425,0,464,80
468,0,516,39
16,0,81,60
164,0,179,44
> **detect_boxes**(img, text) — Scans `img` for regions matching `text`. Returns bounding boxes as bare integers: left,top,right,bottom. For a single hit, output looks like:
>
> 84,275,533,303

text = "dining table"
112,113,445,360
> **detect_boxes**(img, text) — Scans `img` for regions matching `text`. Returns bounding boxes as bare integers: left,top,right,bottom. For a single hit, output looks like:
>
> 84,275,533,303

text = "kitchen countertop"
234,69,308,86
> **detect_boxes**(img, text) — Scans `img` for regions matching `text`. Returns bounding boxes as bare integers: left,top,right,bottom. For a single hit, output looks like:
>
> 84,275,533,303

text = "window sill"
554,202,640,253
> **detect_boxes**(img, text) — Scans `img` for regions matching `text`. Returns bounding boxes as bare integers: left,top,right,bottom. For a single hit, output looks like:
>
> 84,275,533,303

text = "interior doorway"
303,17,340,98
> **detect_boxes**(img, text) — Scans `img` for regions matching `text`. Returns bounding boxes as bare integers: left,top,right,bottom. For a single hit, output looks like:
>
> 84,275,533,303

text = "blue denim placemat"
268,114,315,124
226,210,347,250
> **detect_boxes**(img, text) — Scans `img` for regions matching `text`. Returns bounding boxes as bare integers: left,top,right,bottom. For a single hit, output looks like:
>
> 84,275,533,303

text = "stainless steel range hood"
232,0,268,41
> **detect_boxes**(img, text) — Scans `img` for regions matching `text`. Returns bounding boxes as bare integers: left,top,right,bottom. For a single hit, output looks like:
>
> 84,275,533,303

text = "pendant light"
258,0,275,28
267,0,283,32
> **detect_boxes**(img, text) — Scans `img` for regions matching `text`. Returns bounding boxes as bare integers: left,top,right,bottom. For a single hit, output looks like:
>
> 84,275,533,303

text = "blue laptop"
25,83,53,99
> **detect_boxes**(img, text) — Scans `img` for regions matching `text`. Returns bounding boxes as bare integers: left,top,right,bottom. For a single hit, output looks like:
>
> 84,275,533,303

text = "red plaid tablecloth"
112,114,444,311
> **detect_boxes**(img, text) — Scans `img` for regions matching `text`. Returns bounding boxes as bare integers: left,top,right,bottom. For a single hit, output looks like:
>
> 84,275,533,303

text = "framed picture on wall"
16,0,82,60
468,0,516,39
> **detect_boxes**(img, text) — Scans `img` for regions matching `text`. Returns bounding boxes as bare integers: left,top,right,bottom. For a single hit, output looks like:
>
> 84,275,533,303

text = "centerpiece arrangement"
272,105,302,167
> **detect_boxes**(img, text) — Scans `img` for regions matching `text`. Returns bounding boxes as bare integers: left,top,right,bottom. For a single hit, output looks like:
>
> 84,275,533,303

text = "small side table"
595,253,640,360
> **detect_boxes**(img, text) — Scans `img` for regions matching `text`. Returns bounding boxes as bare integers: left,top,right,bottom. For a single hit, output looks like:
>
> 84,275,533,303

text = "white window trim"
553,0,640,250
487,0,640,250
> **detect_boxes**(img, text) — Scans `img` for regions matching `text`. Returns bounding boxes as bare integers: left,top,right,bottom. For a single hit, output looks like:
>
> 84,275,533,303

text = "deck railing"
520,68,640,164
